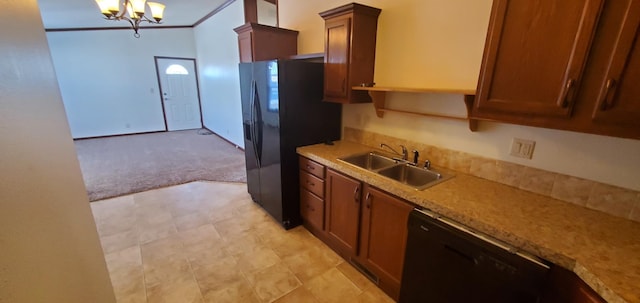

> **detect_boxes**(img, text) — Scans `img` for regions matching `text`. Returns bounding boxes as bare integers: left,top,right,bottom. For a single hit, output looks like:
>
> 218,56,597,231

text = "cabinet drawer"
300,171,324,198
300,157,325,179
301,189,324,230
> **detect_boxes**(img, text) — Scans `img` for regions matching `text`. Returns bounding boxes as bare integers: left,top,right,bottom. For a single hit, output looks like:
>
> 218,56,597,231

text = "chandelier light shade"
95,0,166,37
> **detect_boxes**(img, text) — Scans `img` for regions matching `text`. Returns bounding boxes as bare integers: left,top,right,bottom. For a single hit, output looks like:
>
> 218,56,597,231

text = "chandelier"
95,0,166,38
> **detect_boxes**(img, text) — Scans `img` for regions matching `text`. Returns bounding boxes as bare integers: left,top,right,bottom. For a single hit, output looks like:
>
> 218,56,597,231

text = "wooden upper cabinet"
320,3,381,104
591,0,640,128
324,16,351,101
233,23,298,63
475,0,604,118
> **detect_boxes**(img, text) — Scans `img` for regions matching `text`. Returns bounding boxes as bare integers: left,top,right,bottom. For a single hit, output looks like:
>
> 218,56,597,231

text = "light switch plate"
510,138,536,159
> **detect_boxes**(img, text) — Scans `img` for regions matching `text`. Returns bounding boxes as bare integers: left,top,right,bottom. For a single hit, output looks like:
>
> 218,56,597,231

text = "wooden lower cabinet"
358,185,413,300
304,162,609,302
325,169,362,257
300,189,324,231
323,169,412,301
299,157,326,235
541,266,606,303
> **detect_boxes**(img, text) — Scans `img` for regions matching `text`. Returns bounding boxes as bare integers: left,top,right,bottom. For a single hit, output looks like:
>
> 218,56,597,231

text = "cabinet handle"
307,165,314,170
365,192,371,209
353,186,360,203
560,79,575,108
307,181,315,186
599,79,616,111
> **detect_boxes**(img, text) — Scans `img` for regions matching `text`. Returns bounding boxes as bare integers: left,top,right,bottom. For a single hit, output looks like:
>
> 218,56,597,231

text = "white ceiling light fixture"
95,0,166,38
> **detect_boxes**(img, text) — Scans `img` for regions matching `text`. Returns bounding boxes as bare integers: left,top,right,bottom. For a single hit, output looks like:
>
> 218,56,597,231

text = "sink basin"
339,152,398,170
338,151,453,190
377,164,449,190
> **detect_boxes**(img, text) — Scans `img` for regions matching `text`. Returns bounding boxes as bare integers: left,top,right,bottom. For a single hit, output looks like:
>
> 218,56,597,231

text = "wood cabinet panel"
591,0,640,127
541,266,606,303
300,188,324,231
233,23,298,63
358,185,413,300
299,157,325,179
473,0,640,139
299,156,326,234
320,3,381,104
324,17,350,101
299,171,324,198
475,0,603,118
325,169,361,256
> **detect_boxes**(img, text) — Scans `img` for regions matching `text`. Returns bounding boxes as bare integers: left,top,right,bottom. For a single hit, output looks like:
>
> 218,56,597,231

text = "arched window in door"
165,64,189,75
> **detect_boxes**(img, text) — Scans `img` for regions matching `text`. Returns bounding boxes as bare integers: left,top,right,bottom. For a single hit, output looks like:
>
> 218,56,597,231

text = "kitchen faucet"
380,143,408,161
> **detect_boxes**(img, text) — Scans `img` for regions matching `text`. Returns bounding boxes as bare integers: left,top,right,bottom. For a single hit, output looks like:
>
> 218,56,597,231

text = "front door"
155,57,202,131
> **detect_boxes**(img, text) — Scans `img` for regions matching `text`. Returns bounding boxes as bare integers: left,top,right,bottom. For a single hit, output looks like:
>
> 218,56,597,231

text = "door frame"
153,56,204,131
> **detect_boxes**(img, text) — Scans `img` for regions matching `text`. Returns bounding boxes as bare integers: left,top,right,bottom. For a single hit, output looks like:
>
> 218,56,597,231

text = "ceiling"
37,0,230,29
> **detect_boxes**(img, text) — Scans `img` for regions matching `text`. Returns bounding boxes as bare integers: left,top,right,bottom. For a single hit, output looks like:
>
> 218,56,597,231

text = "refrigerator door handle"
253,80,263,167
250,80,260,168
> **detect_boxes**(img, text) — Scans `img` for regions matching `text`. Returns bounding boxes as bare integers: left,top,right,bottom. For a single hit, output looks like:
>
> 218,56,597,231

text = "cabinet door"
359,186,413,299
541,266,606,303
325,169,361,256
475,0,603,117
324,16,351,102
592,0,640,127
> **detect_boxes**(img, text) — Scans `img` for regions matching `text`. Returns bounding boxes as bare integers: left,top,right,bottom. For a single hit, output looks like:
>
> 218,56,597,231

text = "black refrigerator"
239,59,341,229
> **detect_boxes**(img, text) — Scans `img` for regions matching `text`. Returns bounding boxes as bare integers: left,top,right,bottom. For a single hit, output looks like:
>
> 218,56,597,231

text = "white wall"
279,0,640,191
46,28,197,138
0,0,115,302
194,0,245,148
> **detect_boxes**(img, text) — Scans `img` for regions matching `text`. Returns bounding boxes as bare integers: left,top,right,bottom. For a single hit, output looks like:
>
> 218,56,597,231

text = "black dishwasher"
399,209,550,303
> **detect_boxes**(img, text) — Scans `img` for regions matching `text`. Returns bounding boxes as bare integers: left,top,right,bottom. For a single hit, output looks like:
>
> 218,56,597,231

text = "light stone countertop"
297,141,640,303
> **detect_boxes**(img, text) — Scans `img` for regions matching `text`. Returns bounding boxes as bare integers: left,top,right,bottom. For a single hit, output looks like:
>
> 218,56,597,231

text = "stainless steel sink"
339,152,398,170
377,164,450,190
338,151,453,190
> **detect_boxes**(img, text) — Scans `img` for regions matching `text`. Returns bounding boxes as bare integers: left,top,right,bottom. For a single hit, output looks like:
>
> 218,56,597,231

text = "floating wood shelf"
352,86,478,131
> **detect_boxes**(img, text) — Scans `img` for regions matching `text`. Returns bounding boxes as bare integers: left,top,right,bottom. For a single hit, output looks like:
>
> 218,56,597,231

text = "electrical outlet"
510,138,535,159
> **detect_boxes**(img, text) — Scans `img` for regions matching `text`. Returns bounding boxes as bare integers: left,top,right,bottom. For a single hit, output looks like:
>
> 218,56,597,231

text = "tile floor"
91,181,394,303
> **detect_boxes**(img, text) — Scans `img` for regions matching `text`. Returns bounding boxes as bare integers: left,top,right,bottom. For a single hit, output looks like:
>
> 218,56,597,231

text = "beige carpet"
75,129,246,201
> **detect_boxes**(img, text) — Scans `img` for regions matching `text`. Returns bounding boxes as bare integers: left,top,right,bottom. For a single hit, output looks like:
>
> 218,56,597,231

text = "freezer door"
239,63,260,203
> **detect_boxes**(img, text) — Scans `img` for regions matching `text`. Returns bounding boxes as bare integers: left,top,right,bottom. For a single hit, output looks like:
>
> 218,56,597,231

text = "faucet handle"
412,150,419,165
423,160,431,170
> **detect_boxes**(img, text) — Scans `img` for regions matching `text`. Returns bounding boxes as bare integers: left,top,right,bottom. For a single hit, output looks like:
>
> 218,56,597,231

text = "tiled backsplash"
343,127,640,223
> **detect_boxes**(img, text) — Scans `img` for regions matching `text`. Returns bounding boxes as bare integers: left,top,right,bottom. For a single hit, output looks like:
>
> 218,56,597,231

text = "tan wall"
0,0,116,302
278,0,640,192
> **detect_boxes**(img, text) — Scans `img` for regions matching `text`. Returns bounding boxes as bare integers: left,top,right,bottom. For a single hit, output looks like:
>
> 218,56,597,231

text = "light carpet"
74,129,246,201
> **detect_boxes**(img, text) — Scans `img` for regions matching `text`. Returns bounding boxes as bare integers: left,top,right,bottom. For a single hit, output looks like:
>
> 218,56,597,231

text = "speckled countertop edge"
298,141,640,303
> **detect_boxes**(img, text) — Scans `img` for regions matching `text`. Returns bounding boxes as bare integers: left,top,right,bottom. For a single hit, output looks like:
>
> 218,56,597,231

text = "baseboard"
73,130,166,141
202,126,244,151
